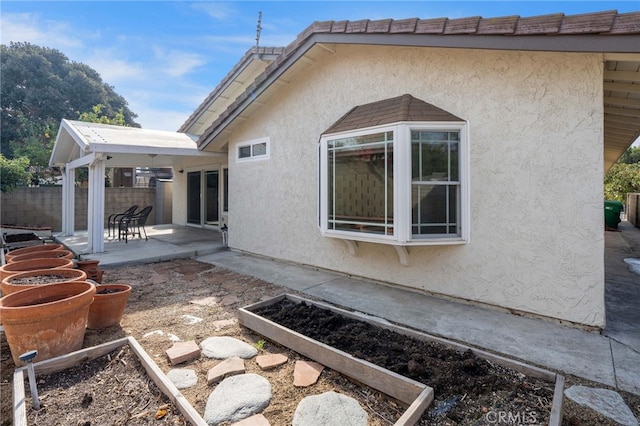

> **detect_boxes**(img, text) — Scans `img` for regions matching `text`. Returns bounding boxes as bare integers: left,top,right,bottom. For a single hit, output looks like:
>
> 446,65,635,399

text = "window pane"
411,131,460,182
239,146,251,158
252,142,267,156
411,184,459,236
327,132,393,235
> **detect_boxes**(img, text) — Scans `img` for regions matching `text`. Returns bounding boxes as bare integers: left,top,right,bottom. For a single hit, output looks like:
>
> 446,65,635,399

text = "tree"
0,154,31,192
1,42,139,159
604,162,640,202
618,146,640,164
76,104,130,186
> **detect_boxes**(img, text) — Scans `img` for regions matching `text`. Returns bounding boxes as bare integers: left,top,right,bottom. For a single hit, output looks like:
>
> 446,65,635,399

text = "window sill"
322,232,468,266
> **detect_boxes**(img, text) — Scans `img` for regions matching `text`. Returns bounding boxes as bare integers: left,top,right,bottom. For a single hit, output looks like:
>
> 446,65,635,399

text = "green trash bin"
604,200,624,229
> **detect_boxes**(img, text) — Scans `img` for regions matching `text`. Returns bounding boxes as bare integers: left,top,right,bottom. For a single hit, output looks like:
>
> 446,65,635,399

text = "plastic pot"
0,281,96,365
4,244,64,262
8,249,74,264
0,257,75,281
1,268,87,296
87,284,132,329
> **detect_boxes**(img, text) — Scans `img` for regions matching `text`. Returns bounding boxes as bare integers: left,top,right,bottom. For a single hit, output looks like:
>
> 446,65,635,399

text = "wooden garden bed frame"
239,293,564,426
13,336,207,426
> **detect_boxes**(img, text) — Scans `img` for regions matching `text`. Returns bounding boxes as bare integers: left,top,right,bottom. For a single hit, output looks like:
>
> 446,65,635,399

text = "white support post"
61,166,75,236
86,155,106,253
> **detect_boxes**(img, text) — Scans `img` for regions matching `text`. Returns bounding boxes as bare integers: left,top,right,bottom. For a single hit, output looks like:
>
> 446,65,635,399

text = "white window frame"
236,137,270,162
319,121,469,246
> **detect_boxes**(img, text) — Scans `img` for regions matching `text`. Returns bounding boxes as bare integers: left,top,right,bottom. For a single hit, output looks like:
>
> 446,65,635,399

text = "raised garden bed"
239,294,565,426
13,336,206,426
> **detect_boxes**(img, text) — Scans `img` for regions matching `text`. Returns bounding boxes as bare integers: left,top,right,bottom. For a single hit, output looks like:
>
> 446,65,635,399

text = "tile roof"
196,10,640,150
323,94,463,135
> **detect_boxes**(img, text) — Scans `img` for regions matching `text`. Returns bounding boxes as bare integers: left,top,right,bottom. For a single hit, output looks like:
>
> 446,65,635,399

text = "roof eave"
198,31,639,151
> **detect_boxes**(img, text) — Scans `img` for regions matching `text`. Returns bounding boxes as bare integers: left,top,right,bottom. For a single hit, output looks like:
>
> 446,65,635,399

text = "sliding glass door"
187,169,221,227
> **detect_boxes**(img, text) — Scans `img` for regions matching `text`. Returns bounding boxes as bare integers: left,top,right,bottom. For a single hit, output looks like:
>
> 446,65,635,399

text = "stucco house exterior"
51,10,640,329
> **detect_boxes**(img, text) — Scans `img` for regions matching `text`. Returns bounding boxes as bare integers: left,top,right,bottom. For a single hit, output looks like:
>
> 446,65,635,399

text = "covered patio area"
55,224,227,267
49,119,225,254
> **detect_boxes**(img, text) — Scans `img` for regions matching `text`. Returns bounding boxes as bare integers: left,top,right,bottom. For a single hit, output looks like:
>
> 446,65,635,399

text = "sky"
2,1,639,132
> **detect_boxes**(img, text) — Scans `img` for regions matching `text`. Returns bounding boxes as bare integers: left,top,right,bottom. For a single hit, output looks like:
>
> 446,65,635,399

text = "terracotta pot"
1,268,87,296
4,243,64,262
76,259,104,284
0,281,96,366
8,249,74,263
87,284,132,329
0,258,75,281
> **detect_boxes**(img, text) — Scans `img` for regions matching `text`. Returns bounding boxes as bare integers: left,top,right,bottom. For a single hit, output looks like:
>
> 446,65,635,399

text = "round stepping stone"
292,391,367,426
204,373,272,424
166,368,197,389
200,336,258,359
564,386,639,426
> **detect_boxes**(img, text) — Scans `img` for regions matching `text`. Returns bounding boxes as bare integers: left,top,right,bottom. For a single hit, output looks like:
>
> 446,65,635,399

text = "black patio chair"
119,205,153,243
107,205,138,237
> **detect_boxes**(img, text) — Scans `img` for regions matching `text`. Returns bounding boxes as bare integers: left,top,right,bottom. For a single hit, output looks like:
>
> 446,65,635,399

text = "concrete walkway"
56,222,640,395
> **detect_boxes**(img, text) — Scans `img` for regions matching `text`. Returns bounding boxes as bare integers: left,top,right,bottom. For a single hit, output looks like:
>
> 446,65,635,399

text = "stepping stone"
190,296,219,306
204,373,272,424
256,353,288,370
201,336,258,359
207,357,245,384
293,360,324,387
564,385,638,426
221,295,240,306
213,319,237,330
166,369,198,389
166,340,201,365
292,391,367,426
231,414,270,426
182,314,202,324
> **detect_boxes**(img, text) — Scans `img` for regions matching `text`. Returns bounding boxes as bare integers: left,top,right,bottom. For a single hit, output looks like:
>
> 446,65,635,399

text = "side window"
237,138,269,162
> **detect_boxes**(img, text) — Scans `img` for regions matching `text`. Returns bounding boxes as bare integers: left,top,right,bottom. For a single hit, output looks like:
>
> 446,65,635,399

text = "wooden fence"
627,193,639,228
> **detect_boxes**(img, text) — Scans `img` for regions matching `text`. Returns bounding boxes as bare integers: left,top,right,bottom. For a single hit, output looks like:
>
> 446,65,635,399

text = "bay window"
320,122,469,246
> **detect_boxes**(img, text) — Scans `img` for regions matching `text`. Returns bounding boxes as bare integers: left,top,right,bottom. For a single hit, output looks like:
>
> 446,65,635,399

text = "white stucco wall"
224,45,605,327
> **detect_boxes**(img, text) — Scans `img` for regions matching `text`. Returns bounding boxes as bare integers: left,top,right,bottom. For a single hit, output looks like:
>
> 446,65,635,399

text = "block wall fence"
1,184,172,232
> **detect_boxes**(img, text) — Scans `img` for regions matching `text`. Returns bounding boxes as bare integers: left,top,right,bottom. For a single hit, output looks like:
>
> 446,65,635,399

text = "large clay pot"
1,268,87,296
0,257,75,281
7,249,74,264
0,281,96,366
76,259,104,284
4,243,64,262
87,284,132,329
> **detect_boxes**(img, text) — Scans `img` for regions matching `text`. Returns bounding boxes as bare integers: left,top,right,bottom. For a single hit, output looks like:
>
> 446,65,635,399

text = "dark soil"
255,299,555,425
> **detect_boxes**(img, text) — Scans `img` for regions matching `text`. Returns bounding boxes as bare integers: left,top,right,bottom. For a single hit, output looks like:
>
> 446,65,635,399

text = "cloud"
191,2,238,21
151,47,207,78
0,12,84,49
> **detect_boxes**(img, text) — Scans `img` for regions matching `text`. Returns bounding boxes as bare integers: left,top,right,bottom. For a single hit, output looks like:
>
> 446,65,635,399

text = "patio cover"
50,119,223,254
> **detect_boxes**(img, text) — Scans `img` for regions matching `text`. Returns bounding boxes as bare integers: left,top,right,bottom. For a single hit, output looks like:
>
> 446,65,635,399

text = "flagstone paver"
231,414,271,426
207,357,246,384
165,340,201,365
256,353,288,370
293,360,324,387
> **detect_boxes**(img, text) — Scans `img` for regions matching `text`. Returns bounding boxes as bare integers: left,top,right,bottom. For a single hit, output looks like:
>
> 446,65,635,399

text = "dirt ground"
2,258,639,425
